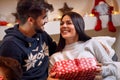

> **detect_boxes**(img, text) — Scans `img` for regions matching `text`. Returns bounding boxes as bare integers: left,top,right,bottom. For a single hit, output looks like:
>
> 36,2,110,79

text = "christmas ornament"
59,2,73,14
92,0,116,32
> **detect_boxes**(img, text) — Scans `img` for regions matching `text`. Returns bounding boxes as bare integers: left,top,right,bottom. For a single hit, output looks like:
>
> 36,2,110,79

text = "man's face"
33,10,48,33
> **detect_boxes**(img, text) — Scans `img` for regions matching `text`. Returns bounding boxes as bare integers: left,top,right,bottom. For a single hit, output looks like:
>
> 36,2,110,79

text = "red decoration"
50,58,98,80
108,21,116,32
0,21,8,26
108,13,116,32
92,0,116,32
95,18,102,31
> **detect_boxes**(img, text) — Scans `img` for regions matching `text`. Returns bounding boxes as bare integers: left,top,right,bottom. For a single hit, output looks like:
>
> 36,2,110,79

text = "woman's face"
60,15,78,40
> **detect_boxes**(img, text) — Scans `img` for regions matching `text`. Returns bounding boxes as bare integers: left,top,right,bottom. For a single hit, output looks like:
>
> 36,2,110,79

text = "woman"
49,12,119,80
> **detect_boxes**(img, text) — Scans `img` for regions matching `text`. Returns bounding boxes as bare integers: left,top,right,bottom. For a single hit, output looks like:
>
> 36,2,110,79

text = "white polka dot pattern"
50,58,98,80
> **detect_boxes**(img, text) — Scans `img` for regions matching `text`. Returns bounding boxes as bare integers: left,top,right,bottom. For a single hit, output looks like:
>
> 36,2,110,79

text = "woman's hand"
95,62,102,75
94,63,103,80
47,72,59,80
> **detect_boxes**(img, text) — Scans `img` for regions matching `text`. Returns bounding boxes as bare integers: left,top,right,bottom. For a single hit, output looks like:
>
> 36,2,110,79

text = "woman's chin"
62,35,71,39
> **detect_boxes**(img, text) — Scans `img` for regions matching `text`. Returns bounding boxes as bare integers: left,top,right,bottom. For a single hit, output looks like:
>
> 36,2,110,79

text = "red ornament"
0,21,8,26
95,18,102,31
108,21,116,32
92,0,116,32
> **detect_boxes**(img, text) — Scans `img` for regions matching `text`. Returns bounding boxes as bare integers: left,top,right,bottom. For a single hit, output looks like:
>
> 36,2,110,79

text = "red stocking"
108,14,116,32
95,16,102,31
108,21,116,32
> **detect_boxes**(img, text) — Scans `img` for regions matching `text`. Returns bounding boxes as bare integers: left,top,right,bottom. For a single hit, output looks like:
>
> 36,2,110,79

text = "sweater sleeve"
43,31,57,56
49,53,57,73
85,39,118,79
0,40,23,63
49,52,63,72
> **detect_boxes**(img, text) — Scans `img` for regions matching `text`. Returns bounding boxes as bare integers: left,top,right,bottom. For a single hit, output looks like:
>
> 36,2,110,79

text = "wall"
47,0,120,20
0,0,17,23
0,0,120,21
0,0,17,14
0,0,17,16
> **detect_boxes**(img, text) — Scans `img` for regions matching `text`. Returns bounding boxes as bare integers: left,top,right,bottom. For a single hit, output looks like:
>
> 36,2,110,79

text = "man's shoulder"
2,36,14,43
3,35,18,43
2,35,24,47
40,31,50,37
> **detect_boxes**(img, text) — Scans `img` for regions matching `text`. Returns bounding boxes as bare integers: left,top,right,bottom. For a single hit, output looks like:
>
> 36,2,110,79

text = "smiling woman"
49,12,120,80
60,15,79,45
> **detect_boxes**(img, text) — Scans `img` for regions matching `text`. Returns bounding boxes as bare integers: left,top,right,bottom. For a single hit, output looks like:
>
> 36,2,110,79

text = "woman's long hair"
57,12,91,52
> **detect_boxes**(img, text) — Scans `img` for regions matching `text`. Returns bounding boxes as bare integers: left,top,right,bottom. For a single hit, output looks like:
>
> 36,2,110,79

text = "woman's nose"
62,23,67,27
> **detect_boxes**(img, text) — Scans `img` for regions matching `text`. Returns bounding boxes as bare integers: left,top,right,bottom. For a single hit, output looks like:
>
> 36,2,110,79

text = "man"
0,0,57,80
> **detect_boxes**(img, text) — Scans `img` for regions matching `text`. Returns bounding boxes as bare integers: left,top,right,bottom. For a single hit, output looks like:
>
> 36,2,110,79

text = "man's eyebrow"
43,15,47,18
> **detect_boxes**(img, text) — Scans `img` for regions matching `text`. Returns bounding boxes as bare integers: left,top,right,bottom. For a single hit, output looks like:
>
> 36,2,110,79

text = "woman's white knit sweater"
49,38,119,80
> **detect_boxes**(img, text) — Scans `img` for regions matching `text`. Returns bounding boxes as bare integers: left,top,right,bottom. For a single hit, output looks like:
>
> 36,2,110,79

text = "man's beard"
33,22,45,33
35,27,44,33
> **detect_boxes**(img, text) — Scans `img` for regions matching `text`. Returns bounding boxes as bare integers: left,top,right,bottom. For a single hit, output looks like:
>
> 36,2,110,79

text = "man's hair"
17,0,53,25
0,56,22,80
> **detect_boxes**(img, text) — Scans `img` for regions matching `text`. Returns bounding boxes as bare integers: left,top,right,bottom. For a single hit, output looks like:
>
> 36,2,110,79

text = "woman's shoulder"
84,38,99,46
50,52,64,61
50,52,61,58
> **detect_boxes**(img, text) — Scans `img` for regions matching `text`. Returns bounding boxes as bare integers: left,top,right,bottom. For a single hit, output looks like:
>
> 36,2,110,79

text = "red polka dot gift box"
50,58,99,80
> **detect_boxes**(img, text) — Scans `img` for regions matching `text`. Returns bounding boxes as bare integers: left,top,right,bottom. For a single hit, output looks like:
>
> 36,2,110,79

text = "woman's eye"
60,21,72,25
66,22,72,25
60,22,64,25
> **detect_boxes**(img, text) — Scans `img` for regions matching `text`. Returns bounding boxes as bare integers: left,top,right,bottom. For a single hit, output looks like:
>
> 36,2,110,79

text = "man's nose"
44,17,48,24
